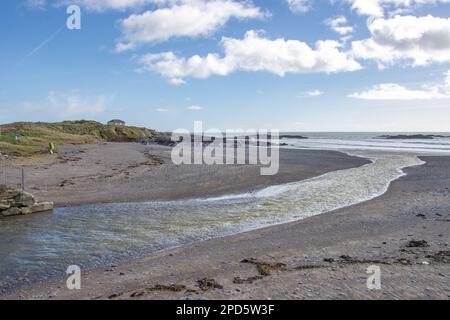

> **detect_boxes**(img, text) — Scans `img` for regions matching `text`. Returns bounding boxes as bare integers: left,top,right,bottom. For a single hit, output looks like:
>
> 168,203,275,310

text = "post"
21,167,25,191
1,164,4,186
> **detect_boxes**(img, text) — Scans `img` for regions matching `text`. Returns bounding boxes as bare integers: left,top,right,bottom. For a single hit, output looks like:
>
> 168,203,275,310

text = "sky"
1,0,450,132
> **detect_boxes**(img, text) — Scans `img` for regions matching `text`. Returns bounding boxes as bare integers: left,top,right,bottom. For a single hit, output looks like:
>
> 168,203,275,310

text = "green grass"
0,133,18,144
0,120,157,157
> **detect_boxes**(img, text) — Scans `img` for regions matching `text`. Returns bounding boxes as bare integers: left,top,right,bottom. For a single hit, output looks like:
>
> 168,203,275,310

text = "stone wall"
0,186,54,217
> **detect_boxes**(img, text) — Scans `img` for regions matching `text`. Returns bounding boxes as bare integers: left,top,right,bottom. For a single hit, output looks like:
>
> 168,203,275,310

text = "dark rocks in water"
143,134,279,147
377,134,448,140
280,135,308,139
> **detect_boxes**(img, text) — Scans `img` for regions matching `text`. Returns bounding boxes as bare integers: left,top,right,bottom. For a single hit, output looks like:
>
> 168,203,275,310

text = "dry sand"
1,143,449,300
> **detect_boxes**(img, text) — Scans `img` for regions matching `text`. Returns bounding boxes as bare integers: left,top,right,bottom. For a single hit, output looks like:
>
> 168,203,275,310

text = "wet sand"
1,145,449,299
8,142,369,207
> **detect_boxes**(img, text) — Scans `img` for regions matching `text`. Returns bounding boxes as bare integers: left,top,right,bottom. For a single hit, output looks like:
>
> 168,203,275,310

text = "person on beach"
48,142,56,154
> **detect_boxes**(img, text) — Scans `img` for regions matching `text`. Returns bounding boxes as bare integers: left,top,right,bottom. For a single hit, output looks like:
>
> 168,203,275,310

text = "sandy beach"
1,143,449,300
8,142,370,206
4,0,450,304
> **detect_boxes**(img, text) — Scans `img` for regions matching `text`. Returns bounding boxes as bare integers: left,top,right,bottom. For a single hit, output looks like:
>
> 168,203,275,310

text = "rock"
280,135,308,139
19,207,33,215
377,134,448,140
0,188,21,200
1,188,53,217
0,200,11,210
2,207,21,217
13,192,36,207
143,135,179,147
30,202,54,213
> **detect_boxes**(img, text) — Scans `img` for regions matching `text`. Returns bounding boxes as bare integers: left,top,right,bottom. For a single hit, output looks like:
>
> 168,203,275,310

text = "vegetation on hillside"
0,120,157,157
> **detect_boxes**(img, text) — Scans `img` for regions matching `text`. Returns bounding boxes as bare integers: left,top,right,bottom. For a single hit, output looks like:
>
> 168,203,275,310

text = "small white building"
107,119,126,127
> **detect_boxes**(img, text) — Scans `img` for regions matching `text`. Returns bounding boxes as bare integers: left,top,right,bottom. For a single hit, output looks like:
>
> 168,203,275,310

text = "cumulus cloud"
286,0,313,13
325,16,354,36
116,0,266,51
351,15,450,68
137,30,361,84
22,90,111,117
345,0,450,17
349,70,450,100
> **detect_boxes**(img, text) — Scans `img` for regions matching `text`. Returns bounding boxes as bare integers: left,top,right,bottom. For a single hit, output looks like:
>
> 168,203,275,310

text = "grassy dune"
0,120,156,157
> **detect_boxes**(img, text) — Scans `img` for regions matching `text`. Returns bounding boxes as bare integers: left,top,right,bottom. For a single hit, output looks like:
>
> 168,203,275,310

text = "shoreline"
4,144,370,292
1,145,449,299
3,143,371,207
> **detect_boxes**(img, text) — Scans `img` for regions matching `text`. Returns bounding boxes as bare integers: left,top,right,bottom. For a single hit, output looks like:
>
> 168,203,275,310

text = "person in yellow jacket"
48,142,56,154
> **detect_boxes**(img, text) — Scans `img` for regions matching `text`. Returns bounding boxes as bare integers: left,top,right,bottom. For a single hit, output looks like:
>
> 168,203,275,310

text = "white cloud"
22,90,111,117
286,0,313,13
349,70,450,100
345,0,450,17
168,78,186,86
55,0,160,11
300,90,324,97
116,0,266,51
156,107,169,112
351,15,450,68
137,30,361,84
187,105,204,110
325,16,354,36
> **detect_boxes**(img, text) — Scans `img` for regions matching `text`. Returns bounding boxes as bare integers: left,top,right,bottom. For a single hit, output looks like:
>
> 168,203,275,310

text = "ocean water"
279,132,450,154
0,132,448,292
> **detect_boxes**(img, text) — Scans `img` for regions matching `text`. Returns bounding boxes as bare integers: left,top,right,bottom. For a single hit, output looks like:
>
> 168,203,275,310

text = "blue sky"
1,0,450,132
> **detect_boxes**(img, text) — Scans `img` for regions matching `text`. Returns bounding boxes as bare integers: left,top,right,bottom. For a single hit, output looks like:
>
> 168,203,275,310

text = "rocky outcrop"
0,186,54,217
142,135,179,147
377,134,448,140
280,135,308,139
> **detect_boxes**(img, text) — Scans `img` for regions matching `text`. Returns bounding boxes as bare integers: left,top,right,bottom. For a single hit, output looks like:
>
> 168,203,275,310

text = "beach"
9,142,370,206
4,0,450,303
1,142,449,299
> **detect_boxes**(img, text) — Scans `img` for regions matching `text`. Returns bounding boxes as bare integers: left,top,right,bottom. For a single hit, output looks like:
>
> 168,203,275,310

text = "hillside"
0,120,157,157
